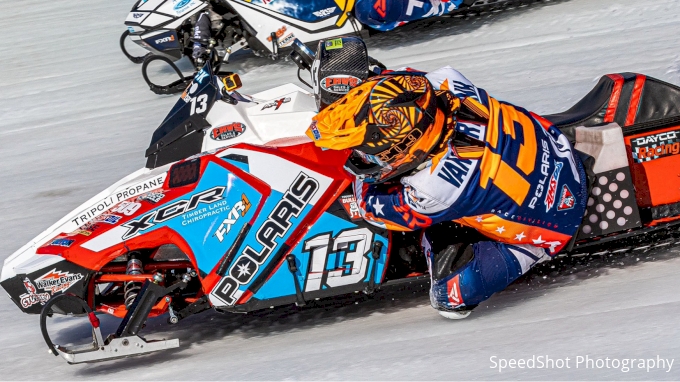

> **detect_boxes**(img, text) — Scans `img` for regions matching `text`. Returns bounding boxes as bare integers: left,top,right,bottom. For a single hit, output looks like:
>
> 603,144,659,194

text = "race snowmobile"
5,41,680,364
122,0,544,94
122,0,363,94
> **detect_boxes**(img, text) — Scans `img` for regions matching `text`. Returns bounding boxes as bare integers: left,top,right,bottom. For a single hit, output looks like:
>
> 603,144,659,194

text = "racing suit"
354,66,588,311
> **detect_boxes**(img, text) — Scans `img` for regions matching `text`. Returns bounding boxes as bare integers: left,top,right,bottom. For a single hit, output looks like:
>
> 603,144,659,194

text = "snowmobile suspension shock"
124,256,143,308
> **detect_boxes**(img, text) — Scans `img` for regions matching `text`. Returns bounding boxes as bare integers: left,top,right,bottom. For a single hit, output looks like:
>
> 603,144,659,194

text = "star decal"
373,199,385,216
475,216,483,223
495,226,506,234
532,236,546,245
515,232,526,241
546,241,561,253
236,263,251,278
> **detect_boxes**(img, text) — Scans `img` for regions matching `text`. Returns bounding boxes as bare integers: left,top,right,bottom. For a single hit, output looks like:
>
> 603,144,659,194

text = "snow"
1,0,680,379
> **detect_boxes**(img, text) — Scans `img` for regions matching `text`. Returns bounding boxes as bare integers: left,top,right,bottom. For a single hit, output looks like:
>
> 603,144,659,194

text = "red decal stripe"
604,74,625,123
625,75,646,126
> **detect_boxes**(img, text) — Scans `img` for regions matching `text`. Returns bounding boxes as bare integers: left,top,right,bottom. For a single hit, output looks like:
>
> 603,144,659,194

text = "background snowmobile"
122,0,363,94
5,40,680,364
122,0,546,94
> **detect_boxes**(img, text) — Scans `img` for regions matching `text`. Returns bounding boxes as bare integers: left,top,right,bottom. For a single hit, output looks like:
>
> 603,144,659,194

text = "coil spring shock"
124,254,143,309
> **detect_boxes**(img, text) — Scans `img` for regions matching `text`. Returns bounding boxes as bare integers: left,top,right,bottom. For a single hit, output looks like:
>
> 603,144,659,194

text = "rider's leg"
422,232,550,319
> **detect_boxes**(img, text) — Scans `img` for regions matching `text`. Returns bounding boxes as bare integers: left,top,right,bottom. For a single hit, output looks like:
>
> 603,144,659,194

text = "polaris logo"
155,35,175,45
121,186,225,240
132,12,144,19
211,172,319,305
529,139,551,209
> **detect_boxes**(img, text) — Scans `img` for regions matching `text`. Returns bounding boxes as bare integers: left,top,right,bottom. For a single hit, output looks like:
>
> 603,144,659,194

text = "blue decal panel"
254,212,388,301
210,171,321,306
247,0,340,22
121,161,263,274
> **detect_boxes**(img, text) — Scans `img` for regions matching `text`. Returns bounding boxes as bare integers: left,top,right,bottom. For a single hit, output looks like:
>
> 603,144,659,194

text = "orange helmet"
307,74,458,183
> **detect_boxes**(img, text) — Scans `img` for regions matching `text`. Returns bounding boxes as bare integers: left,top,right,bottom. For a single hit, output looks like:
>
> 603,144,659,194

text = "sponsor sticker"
137,191,165,204
309,121,321,140
210,122,246,141
630,128,680,163
320,75,362,95
34,269,84,295
19,278,50,309
261,97,291,111
155,35,175,45
557,184,575,211
173,0,193,12
544,161,563,212
339,194,362,221
266,26,286,42
214,194,252,242
313,6,336,17
50,238,75,247
325,38,343,50
278,33,295,48
96,214,122,225
70,174,166,226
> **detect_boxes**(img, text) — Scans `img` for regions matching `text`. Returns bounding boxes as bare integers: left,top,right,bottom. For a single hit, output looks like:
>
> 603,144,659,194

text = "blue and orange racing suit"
354,66,588,310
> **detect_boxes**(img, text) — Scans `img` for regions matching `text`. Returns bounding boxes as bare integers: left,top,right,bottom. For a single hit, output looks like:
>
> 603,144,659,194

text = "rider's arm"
354,147,475,231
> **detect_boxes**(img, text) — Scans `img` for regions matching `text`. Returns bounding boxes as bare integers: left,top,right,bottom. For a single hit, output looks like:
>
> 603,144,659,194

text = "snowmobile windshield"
145,61,219,169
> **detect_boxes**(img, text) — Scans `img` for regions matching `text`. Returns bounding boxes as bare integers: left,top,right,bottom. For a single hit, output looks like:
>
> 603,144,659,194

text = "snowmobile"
121,0,541,94
121,0,364,94
5,40,680,364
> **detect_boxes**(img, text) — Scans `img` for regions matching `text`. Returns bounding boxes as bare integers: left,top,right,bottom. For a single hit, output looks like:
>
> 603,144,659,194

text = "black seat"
543,75,615,129
544,72,680,140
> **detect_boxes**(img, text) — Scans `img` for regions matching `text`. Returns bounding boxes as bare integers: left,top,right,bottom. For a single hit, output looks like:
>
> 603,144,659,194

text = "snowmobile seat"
545,73,680,141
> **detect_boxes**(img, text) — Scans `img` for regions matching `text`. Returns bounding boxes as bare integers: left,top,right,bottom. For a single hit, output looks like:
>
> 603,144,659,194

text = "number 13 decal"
189,94,208,115
303,228,376,292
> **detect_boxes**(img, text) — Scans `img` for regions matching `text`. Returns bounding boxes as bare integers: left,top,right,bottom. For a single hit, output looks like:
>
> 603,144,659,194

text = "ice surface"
1,0,680,379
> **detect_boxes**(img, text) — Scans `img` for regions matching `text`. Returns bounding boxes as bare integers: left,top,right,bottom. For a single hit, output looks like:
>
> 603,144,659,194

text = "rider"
305,45,588,319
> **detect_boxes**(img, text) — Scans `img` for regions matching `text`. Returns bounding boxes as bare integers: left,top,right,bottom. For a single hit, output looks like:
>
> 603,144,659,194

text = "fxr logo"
155,35,175,44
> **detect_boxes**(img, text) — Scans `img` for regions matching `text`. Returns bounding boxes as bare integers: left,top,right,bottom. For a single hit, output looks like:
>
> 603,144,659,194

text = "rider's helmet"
306,74,459,183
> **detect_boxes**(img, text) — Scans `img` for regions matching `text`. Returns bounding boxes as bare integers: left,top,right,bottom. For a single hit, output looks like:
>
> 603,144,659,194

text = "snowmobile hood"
2,166,170,275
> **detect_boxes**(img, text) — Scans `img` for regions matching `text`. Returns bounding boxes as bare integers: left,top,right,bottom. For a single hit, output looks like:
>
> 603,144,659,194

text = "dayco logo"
633,131,678,145
211,172,319,305
155,35,175,44
214,194,252,242
34,269,84,295
122,186,225,239
321,75,362,94
210,122,246,141
631,129,680,163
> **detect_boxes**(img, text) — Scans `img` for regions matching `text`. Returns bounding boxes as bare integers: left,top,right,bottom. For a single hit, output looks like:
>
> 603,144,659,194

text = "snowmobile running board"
41,279,186,364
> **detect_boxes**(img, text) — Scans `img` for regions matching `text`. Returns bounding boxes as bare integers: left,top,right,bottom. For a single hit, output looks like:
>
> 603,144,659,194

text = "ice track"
1,0,680,379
